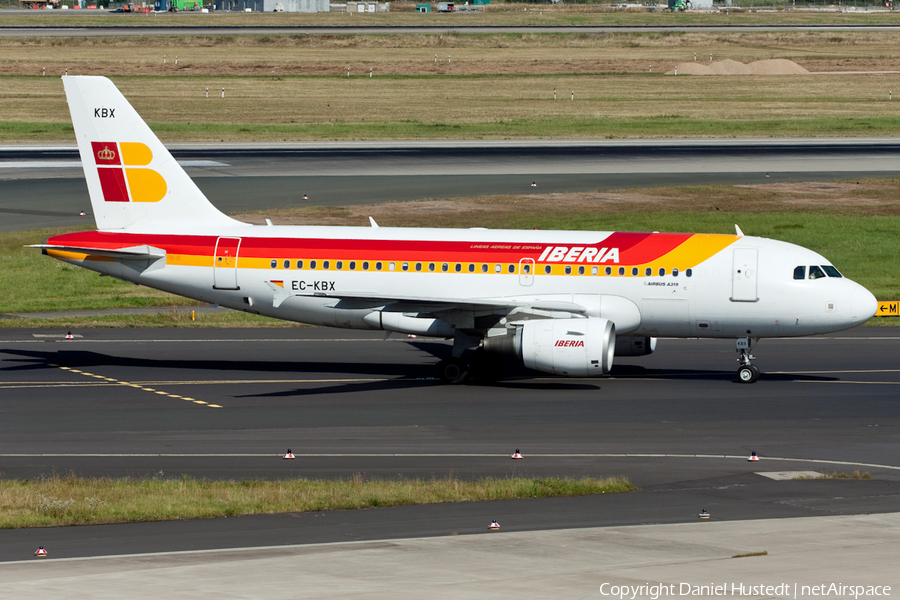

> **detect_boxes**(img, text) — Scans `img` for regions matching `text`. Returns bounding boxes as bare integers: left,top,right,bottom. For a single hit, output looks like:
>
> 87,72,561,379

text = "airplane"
32,76,878,384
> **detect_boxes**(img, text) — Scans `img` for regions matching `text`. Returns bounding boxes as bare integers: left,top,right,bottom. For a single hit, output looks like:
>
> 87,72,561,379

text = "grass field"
2,31,900,141
2,178,898,325
0,474,634,529
4,74,900,141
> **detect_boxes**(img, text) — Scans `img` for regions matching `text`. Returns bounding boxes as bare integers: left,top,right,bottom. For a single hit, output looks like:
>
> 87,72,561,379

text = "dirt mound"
710,59,752,75
748,59,810,75
667,58,808,75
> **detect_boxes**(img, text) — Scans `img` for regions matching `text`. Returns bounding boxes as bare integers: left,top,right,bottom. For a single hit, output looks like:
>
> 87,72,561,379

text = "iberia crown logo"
96,146,116,161
91,141,167,203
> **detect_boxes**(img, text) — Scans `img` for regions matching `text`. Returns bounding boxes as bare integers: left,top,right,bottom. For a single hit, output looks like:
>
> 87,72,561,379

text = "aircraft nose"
850,286,878,325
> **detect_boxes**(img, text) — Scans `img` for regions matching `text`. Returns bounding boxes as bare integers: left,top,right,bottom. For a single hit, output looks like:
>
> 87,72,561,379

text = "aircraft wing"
265,282,588,314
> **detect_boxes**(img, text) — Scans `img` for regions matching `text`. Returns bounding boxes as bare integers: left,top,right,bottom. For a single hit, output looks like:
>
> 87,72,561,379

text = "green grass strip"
6,115,900,142
0,474,634,529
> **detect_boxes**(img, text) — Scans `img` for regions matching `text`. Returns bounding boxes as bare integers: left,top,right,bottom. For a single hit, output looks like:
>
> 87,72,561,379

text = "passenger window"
468,264,475,273
605,266,612,276
389,262,396,271
481,264,488,273
808,265,826,280
429,263,435,272
618,267,625,276
591,266,598,275
659,268,666,277
631,267,638,276
401,262,408,271
283,260,290,269
495,264,502,273
672,268,679,277
523,264,531,274
375,262,382,271
508,265,515,274
686,268,692,277
442,263,449,272
362,261,369,271
822,265,843,278
349,261,356,270
645,267,652,277
310,260,317,269
565,266,572,275
323,260,330,270
297,260,304,269
415,263,422,272
544,265,552,274
270,260,277,269
793,266,806,280
455,263,462,273
578,266,585,275
336,261,343,270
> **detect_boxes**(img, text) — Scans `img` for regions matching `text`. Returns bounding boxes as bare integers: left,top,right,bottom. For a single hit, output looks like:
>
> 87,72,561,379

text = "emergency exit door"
519,258,534,286
213,237,241,290
731,248,758,302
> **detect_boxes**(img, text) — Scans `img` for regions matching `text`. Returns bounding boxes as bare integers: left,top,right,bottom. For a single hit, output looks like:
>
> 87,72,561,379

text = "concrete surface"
1,512,897,599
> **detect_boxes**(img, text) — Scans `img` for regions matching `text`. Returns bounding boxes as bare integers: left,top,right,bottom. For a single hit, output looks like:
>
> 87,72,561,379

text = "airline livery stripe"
47,231,741,270
637,234,737,272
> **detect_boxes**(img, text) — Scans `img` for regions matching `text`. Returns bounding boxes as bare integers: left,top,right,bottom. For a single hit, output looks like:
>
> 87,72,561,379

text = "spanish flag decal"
92,142,167,203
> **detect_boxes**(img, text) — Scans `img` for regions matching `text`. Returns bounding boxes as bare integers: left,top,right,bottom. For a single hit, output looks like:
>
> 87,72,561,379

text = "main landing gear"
437,333,481,384
437,358,469,384
736,337,760,383
437,334,505,384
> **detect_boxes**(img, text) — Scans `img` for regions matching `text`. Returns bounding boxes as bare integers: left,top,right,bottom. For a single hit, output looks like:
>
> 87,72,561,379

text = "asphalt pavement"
0,326,898,562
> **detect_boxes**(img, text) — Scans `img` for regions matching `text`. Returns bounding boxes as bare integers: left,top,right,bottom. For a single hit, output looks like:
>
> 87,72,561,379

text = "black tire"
438,359,469,384
737,365,759,384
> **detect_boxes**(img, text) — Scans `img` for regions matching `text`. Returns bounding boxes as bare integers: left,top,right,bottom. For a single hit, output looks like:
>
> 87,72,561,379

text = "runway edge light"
283,449,295,459
511,449,523,459
489,520,500,530
65,331,74,340
699,509,710,519
34,546,47,557
748,451,759,462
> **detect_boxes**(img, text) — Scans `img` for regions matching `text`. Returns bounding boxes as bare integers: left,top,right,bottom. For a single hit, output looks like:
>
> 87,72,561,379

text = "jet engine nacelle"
614,336,657,357
520,317,616,377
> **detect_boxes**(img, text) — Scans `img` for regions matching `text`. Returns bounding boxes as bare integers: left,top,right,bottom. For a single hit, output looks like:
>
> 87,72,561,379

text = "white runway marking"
0,453,897,471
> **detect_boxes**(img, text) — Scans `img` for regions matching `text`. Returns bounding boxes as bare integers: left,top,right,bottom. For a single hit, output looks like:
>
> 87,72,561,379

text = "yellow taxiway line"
49,364,222,408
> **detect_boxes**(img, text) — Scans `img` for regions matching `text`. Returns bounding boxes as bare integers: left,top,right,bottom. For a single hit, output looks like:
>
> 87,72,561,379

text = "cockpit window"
793,266,806,280
808,265,826,280
822,265,843,278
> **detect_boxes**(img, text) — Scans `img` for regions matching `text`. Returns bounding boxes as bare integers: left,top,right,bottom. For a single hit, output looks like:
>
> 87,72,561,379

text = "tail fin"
63,76,243,232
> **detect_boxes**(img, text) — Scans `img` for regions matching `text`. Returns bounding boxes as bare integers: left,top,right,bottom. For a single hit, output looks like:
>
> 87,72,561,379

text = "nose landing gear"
736,337,760,383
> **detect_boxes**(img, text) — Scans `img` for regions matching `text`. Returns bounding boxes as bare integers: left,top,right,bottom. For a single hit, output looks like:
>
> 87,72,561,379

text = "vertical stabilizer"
63,76,243,231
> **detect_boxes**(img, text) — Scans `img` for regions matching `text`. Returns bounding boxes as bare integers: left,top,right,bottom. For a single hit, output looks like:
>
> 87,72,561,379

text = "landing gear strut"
735,337,760,383
436,333,481,384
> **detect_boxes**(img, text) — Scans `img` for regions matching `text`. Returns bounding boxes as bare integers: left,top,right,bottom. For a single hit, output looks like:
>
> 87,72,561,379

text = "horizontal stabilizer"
27,244,166,261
